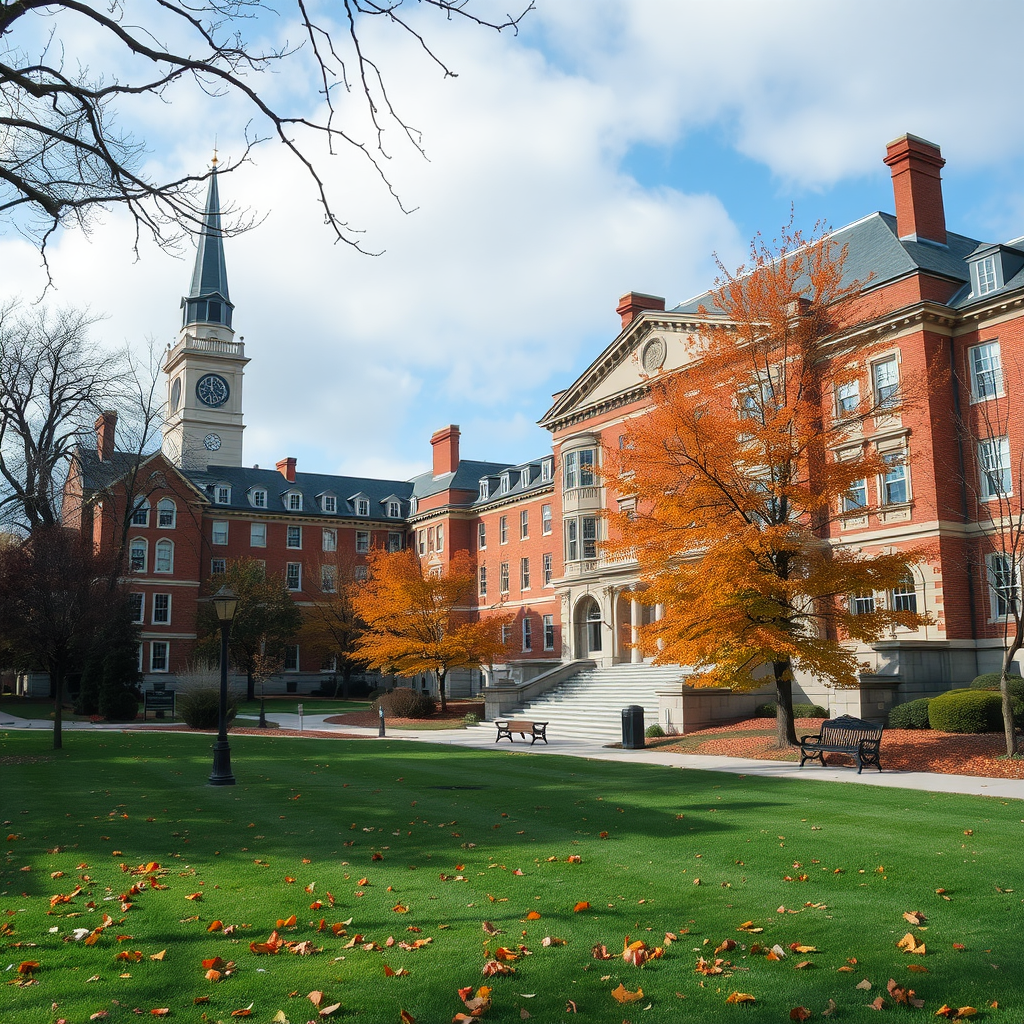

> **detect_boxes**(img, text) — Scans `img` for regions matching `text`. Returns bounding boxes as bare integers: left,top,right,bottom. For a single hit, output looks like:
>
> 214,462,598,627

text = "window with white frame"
356,531,370,553
479,566,487,598
418,530,426,555
979,436,1011,499
321,565,337,593
520,556,530,590
500,473,510,494
251,488,267,508
578,449,595,486
131,500,150,526
356,497,369,516
152,593,171,624
850,593,876,616
287,491,303,511
211,558,226,575
541,504,552,535
520,509,529,539
154,539,173,573
581,515,598,559
565,519,577,561
871,356,899,410
427,526,434,551
499,561,509,594
320,653,337,672
322,528,337,552
501,623,511,645
251,522,266,547
321,494,337,514
522,616,532,652
212,521,229,545
891,576,918,614
287,525,302,549
157,498,176,528
479,478,490,500
969,340,1003,400
130,539,147,572
478,522,486,549
129,593,144,623
500,516,508,544
563,450,577,490
836,380,860,417
137,643,143,671
842,477,867,513
520,468,530,489
975,254,998,296
286,562,301,591
150,641,169,672
543,614,555,651
388,531,402,552
541,458,553,483
215,484,231,504
388,500,400,518
437,524,444,552
284,644,299,671
882,452,908,504
543,552,553,586
988,553,1018,617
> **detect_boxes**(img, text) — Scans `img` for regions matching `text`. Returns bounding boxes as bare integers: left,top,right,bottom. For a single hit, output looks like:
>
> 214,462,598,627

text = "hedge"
888,697,931,730
928,689,1002,733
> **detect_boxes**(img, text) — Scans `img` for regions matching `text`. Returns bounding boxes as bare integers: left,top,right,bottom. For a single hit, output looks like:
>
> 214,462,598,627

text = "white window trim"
522,616,532,652
150,641,170,673
478,523,486,550
287,525,303,550
541,504,552,535
212,520,229,546
286,562,302,591
968,340,1004,403
156,499,177,529
129,539,148,573
131,500,150,527
543,614,555,651
520,509,529,540
500,516,508,545
987,552,1018,621
250,522,267,548
152,593,172,626
978,436,1012,501
130,593,145,623
355,530,370,554
286,490,303,511
154,539,174,574
322,528,337,552
250,488,268,509
215,484,231,505
321,494,337,514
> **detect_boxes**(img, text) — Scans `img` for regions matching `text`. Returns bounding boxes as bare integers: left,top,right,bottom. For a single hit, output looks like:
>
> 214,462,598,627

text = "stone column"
630,593,642,664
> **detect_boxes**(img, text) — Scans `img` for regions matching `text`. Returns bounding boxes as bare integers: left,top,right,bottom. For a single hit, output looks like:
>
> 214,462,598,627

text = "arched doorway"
574,595,603,659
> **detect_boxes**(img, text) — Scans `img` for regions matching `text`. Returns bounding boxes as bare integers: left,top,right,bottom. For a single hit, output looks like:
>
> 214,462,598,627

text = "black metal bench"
494,720,548,745
798,714,882,773
143,687,176,720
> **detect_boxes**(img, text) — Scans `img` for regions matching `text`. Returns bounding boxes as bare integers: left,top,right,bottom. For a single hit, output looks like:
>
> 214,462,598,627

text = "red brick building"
64,135,1024,715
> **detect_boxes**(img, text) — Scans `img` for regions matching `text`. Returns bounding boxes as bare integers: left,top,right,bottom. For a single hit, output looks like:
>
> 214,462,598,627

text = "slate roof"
76,449,157,495
409,459,508,501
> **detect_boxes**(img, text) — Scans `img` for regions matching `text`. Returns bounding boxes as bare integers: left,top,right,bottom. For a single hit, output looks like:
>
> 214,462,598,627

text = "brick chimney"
95,410,117,462
276,457,297,482
883,134,947,244
616,291,665,330
431,425,460,478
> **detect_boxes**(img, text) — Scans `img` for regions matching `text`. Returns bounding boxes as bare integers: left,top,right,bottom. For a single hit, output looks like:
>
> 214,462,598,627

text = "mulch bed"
654,717,1024,780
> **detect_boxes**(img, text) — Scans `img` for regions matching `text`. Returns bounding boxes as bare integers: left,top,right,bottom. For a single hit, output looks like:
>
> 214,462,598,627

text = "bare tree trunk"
1000,630,1022,756
438,670,447,713
773,659,797,747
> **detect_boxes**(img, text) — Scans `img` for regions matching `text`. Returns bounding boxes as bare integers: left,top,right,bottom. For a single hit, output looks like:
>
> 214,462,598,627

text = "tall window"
479,479,490,500
150,641,169,672
251,522,267,547
519,469,530,488
989,553,1017,617
388,500,400,518
152,593,171,624
437,523,444,552
843,478,868,513
287,491,303,511
979,436,1011,499
520,557,530,590
427,527,435,551
882,452,908,505
322,528,337,552
157,498,176,528
322,495,337,514
212,521,229,545
356,531,370,553
129,539,147,572
321,565,337,593
129,593,144,623
388,532,403,552
418,530,426,555
836,380,859,417
154,539,173,573
520,509,529,539
522,616,532,652
543,614,555,651
131,500,150,526
500,473,510,494
565,519,577,561
479,566,487,598
356,498,369,516
499,562,509,594
287,525,302,549
850,593,875,616
581,516,598,559
500,516,508,544
284,645,300,671
541,458,553,483
541,504,552,535
501,623,511,645
286,562,302,591
970,341,1002,400
578,449,595,486
976,254,998,296
478,522,486,550
563,450,577,490
543,552,553,586
871,357,899,410
891,576,918,614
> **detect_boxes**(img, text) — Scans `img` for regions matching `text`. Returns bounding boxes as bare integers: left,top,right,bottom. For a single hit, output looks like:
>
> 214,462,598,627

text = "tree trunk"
52,668,64,750
438,670,447,713
246,668,255,702
1000,634,1021,756
773,659,797,747
341,665,352,699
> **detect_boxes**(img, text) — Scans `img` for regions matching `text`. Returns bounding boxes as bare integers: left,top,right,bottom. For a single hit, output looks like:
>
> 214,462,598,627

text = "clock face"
204,433,222,452
196,373,230,407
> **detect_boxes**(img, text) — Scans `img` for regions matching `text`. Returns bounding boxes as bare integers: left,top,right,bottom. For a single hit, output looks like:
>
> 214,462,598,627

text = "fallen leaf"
150,950,166,961
790,1009,812,1022
572,901,590,913
150,1010,170,1017
903,911,927,926
524,911,541,921
185,893,202,901
319,1003,341,1017
856,980,872,991
611,983,644,1004
725,992,756,1004
896,933,926,955
231,1005,254,1017
399,1012,415,1024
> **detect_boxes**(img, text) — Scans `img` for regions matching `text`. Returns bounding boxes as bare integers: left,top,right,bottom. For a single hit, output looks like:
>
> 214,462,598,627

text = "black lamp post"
208,585,238,786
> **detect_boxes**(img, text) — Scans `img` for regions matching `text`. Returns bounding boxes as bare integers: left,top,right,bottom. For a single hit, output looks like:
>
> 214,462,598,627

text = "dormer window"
520,468,531,488
541,458,553,483
215,484,231,505
250,488,267,508
387,500,400,518
479,479,490,500
500,473,510,494
409,496,417,514
286,491,303,511
356,498,369,516
321,495,337,514
968,244,1024,300
976,255,998,295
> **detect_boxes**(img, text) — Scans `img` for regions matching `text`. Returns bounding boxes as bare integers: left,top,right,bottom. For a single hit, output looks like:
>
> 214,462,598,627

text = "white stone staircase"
507,663,688,744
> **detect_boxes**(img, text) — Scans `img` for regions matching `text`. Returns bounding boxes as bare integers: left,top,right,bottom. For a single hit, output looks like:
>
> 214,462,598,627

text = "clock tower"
161,159,249,470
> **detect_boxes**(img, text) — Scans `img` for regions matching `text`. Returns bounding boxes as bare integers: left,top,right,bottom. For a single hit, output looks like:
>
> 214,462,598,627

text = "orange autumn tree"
353,547,511,712
607,223,928,746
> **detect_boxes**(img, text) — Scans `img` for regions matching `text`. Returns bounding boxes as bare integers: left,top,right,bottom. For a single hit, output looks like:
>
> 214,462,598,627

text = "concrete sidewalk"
4,711,1022,801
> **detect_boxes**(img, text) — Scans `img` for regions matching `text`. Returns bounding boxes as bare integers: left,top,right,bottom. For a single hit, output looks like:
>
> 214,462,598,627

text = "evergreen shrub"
645,724,666,738
754,702,829,719
928,689,1002,733
969,672,1024,699
888,697,932,730
178,687,237,730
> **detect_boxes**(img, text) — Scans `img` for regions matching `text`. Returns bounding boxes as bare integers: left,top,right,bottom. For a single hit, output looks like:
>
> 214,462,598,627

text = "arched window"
250,488,267,508
586,601,603,652
131,499,150,527
129,539,147,572
154,539,174,573
157,498,176,529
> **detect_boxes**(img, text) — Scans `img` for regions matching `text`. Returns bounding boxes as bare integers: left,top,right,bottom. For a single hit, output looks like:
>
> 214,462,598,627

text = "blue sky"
3,1,1024,481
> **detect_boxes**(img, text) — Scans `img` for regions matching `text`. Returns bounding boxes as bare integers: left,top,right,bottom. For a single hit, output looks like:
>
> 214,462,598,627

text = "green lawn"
0,699,92,722
0,730,1019,1023
235,698,373,717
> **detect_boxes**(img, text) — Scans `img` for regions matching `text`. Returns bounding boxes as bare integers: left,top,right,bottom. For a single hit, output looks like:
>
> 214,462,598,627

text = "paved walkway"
4,711,1022,801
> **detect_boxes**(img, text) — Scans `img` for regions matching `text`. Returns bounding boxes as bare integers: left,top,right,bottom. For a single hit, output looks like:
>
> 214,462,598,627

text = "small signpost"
297,703,303,733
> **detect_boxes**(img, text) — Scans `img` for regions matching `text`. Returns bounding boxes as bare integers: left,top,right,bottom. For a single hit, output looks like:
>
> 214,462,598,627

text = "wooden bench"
798,714,882,773
143,687,176,721
494,720,548,745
